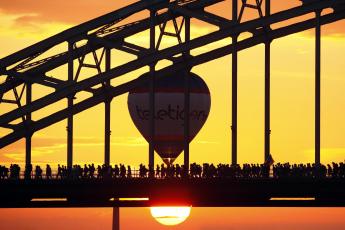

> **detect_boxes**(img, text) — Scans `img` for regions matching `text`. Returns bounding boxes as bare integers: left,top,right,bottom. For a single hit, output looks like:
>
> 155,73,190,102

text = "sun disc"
150,206,191,226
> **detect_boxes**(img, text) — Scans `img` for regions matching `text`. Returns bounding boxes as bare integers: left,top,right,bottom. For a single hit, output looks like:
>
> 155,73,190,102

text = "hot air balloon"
128,71,211,165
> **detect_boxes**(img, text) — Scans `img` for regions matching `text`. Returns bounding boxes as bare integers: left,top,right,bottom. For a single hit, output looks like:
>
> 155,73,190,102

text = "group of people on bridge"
0,162,345,180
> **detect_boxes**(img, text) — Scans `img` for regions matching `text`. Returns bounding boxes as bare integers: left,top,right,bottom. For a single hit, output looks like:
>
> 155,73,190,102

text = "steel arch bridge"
1,0,345,169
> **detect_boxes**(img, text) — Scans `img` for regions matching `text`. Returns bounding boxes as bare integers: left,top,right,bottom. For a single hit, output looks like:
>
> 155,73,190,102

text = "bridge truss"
1,0,345,170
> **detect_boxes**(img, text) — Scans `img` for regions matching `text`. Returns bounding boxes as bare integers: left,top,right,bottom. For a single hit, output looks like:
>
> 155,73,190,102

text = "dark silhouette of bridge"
0,162,345,208
1,0,345,228
2,0,345,167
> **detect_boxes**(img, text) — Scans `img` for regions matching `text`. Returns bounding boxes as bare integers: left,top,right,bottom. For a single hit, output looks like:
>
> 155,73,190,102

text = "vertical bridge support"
265,0,271,162
315,9,321,165
112,206,120,230
184,16,191,173
231,0,238,165
149,10,156,175
25,82,32,167
234,0,269,164
67,41,74,168
105,48,111,166
103,52,117,230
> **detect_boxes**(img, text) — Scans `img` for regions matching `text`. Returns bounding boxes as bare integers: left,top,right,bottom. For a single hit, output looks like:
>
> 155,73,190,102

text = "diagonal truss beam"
0,0,222,97
0,0,344,129
169,4,232,27
1,0,342,77
0,0,169,68
4,70,63,89
1,8,344,148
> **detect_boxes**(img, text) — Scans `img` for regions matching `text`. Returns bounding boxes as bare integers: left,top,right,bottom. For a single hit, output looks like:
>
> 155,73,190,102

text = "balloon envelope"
128,72,211,164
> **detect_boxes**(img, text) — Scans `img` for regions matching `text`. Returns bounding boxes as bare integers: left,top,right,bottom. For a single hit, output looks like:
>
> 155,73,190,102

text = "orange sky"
0,207,345,230
1,0,345,166
1,0,345,229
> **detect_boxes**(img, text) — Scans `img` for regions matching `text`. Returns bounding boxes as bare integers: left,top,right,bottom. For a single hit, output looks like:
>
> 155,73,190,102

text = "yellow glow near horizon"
150,206,191,226
1,2,345,167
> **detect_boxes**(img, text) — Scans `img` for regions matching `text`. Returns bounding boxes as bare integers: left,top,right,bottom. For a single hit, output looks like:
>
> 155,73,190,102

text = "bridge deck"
0,178,344,208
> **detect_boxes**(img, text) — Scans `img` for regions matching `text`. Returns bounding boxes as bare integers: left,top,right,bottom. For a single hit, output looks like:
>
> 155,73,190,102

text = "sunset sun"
150,206,192,226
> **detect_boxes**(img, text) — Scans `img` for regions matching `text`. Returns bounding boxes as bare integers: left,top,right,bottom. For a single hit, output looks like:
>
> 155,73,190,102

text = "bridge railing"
0,165,340,180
